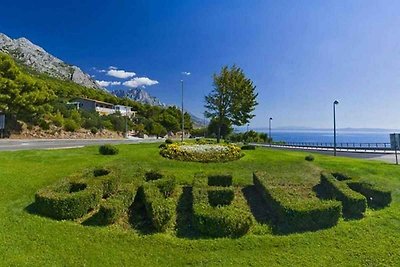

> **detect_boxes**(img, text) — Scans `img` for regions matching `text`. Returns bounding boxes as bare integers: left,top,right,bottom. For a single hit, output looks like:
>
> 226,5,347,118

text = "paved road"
0,138,162,151
254,144,398,164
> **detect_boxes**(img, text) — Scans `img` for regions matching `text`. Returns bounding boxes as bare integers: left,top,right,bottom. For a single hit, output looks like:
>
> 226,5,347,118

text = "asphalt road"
0,138,162,151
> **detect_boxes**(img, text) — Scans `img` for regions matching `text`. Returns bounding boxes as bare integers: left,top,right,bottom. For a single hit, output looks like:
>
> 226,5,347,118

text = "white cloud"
108,66,118,70
123,77,159,88
96,80,121,87
182,71,191,76
107,69,136,79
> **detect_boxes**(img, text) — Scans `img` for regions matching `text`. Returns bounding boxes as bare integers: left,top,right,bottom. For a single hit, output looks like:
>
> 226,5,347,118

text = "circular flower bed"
160,143,243,162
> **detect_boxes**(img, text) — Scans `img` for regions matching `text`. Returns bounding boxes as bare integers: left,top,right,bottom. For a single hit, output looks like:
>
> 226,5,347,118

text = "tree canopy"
205,65,258,142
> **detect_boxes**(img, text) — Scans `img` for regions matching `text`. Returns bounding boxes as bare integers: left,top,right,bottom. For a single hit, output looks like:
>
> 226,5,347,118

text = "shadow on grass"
25,202,40,216
175,186,203,239
128,193,156,235
242,185,272,225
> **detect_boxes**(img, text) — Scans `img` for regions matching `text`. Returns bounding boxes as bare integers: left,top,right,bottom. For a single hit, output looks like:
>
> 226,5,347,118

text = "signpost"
390,133,399,165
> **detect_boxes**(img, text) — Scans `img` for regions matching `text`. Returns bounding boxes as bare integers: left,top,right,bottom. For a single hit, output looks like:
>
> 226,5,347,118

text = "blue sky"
1,0,400,129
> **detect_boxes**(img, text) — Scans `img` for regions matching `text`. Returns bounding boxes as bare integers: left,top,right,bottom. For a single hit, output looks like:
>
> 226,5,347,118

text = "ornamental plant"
159,143,243,163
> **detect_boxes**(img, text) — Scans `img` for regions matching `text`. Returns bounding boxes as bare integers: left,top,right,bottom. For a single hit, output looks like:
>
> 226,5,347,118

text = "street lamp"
181,80,184,142
333,100,339,156
269,117,273,145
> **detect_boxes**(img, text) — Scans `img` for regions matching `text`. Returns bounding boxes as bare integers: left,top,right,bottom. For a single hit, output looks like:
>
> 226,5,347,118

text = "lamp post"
333,100,339,156
269,117,273,145
181,80,184,142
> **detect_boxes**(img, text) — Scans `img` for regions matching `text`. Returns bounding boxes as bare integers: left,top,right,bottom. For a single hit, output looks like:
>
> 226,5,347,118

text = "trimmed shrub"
208,188,234,207
305,155,314,161
192,173,253,237
35,180,102,220
145,169,163,181
98,183,138,224
92,167,120,198
140,182,175,232
99,144,119,155
346,180,392,209
207,174,233,187
241,145,256,150
192,186,252,237
332,172,351,181
320,173,367,218
253,172,342,233
153,176,176,197
165,139,173,144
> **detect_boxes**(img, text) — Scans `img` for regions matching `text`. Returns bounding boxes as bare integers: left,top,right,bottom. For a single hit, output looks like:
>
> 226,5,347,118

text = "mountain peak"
111,88,166,106
0,32,102,90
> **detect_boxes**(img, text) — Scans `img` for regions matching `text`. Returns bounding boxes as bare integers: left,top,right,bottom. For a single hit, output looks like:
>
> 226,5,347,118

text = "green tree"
205,65,258,142
207,117,233,139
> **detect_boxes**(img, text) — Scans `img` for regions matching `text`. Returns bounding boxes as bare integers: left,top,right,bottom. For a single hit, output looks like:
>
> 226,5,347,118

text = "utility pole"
181,80,184,142
269,117,273,146
333,100,339,156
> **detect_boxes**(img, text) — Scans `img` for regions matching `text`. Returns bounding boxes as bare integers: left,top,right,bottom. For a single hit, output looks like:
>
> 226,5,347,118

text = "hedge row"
253,172,342,233
35,166,122,220
93,167,121,198
320,173,367,218
346,180,392,209
35,179,102,220
140,179,176,232
192,173,253,237
208,187,235,207
207,174,233,187
98,183,138,224
192,187,252,237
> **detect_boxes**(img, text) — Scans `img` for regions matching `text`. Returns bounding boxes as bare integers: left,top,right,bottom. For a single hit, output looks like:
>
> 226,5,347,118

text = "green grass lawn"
0,143,399,266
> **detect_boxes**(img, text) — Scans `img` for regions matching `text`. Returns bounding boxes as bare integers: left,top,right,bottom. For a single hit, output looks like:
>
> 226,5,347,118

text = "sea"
237,128,397,144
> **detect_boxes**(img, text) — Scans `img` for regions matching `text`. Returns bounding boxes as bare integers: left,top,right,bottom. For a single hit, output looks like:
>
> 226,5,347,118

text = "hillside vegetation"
0,52,192,136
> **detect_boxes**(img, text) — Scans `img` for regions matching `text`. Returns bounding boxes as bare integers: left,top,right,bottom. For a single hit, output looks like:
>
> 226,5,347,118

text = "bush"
145,169,163,181
153,176,176,197
305,155,314,161
35,180,102,220
320,173,367,218
160,143,243,163
208,188,234,207
207,174,233,187
92,167,120,198
241,145,256,150
64,119,80,132
346,180,392,209
192,173,253,237
99,144,119,155
140,183,175,232
331,172,351,181
158,143,167,149
253,172,342,233
98,183,138,224
165,139,173,144
192,186,252,237
90,127,98,135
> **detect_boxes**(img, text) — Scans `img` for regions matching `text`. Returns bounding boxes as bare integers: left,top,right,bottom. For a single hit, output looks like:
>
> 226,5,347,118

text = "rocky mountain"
111,88,166,106
0,33,102,90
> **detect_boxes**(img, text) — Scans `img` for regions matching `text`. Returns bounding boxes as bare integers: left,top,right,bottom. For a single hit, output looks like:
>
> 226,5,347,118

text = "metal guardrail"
267,142,394,153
